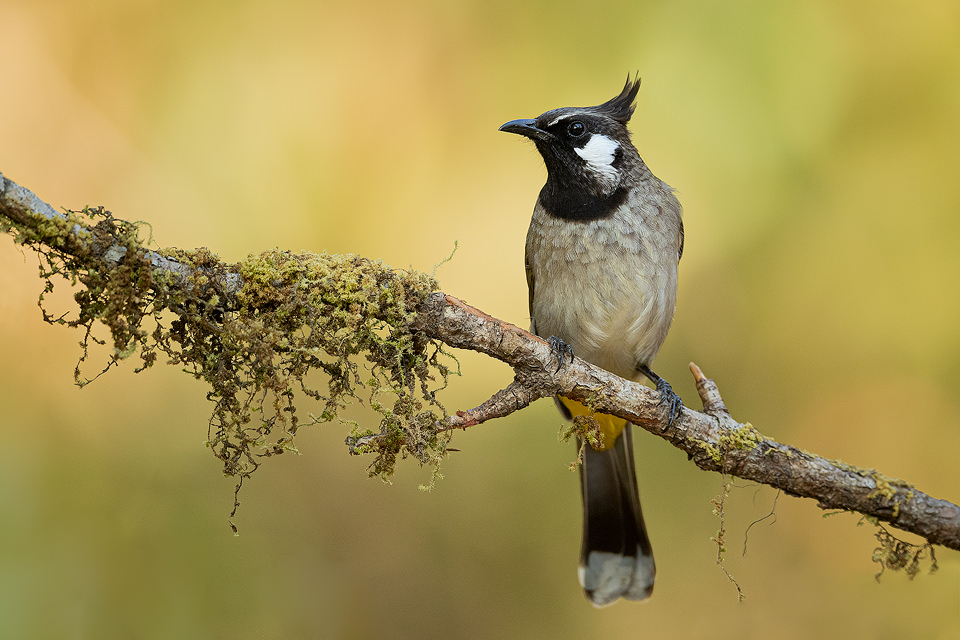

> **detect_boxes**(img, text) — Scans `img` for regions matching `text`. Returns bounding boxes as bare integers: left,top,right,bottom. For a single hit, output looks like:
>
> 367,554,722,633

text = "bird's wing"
678,220,684,261
525,244,537,335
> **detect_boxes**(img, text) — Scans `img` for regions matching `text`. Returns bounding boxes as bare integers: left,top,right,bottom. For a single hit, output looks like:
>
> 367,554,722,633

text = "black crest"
594,74,641,124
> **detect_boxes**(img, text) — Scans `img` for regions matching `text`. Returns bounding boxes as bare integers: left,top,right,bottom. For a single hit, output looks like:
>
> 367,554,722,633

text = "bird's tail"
560,398,655,607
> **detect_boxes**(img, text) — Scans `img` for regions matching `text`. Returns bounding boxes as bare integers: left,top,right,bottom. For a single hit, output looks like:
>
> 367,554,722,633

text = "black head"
500,75,645,221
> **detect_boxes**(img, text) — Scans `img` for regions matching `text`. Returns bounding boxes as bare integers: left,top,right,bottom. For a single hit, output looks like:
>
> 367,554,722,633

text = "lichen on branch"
6,204,455,486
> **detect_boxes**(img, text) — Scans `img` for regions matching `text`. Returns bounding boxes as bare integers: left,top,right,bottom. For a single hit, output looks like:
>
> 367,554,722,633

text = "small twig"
441,377,542,430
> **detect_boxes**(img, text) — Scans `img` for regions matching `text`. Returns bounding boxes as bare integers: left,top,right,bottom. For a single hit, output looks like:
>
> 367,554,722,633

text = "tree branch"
3,171,958,554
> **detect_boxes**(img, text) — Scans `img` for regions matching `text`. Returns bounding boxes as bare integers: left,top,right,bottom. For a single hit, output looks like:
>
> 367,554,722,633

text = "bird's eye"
567,121,586,137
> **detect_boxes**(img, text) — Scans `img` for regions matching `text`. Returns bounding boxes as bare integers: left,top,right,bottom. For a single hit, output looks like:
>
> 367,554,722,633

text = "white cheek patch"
575,134,621,184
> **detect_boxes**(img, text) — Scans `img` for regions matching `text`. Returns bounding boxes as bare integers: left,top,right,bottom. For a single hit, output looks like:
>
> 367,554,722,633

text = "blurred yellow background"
2,0,959,638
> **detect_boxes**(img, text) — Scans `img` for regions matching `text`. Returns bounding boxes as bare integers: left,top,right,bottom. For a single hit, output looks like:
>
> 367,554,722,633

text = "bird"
499,75,684,607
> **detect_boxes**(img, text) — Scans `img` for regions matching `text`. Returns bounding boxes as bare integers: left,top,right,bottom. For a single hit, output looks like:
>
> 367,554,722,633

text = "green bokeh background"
2,1,959,638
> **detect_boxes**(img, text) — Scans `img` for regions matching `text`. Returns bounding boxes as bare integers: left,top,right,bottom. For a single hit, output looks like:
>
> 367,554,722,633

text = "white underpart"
574,133,620,187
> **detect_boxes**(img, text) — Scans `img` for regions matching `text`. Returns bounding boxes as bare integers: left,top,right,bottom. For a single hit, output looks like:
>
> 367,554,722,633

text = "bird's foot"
639,365,683,429
547,335,575,373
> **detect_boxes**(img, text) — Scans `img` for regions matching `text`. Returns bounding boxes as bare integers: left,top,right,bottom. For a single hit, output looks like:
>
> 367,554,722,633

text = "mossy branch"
2,171,958,560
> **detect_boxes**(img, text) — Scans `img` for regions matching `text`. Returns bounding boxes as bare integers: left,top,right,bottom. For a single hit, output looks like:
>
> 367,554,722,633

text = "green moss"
11,206,456,511
8,207,160,382
698,422,764,465
3,206,92,248
697,440,721,463
871,523,938,581
827,459,914,518
826,511,938,580
710,481,745,600
559,413,604,471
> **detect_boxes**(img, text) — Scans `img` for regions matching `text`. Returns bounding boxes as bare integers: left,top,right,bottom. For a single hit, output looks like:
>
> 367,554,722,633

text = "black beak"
499,118,554,142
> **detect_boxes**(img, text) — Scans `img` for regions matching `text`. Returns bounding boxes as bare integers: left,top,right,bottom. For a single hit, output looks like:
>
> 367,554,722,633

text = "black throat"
537,181,629,222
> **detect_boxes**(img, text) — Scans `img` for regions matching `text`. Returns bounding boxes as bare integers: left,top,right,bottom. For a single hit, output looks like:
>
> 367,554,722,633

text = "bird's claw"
654,377,683,430
639,365,683,430
547,335,574,373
